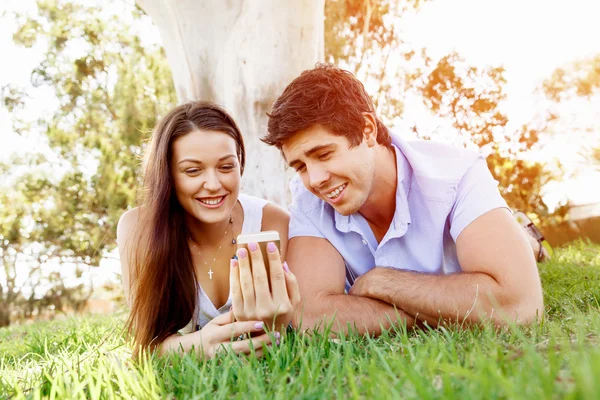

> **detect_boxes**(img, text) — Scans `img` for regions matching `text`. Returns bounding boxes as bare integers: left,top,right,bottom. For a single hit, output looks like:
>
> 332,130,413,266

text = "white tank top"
180,193,269,334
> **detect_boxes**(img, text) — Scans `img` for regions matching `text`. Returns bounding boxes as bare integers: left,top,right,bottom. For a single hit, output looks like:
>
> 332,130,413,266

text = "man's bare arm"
350,208,544,326
287,236,415,335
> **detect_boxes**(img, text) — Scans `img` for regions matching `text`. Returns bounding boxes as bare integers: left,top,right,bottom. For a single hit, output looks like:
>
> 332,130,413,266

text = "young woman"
117,101,300,358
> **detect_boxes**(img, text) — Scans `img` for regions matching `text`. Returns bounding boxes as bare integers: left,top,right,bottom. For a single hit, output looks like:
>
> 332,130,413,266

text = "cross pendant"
208,268,214,280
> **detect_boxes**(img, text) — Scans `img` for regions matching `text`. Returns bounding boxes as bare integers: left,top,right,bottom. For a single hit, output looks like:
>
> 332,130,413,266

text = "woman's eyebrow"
177,154,236,165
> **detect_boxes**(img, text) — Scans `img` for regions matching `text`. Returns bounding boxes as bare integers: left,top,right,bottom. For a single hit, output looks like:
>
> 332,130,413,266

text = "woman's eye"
220,164,235,171
185,168,201,175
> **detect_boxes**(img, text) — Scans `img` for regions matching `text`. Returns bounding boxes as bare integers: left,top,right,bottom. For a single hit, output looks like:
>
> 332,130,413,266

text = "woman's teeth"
199,196,224,205
326,184,346,199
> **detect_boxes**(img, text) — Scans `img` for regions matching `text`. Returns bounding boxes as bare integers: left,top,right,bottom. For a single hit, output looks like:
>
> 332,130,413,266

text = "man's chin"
330,202,357,216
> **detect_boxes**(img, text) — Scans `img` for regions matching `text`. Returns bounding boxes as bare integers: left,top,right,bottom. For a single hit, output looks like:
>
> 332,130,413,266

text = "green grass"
2,240,600,399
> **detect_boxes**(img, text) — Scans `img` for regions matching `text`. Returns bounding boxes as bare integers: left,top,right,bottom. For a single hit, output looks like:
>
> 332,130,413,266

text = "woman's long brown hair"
126,101,246,354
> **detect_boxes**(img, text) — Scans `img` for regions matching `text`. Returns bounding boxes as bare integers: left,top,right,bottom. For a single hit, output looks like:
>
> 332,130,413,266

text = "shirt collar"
334,143,412,234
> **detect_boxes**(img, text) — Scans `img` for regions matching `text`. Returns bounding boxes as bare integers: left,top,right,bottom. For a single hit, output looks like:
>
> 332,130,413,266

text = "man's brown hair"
262,64,391,149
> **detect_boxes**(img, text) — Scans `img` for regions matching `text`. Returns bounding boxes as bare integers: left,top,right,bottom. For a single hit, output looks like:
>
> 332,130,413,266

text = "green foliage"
9,0,176,235
1,243,600,399
1,0,176,326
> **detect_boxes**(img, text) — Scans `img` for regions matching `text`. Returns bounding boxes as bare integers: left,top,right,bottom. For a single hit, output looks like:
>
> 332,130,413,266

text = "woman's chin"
188,200,235,225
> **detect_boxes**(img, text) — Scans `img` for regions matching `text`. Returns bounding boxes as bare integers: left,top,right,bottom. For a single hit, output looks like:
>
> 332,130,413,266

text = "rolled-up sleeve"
288,176,327,240
449,157,509,242
289,204,326,239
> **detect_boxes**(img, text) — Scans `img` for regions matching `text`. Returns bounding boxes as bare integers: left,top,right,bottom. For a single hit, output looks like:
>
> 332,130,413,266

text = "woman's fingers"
251,348,264,359
247,242,271,305
227,332,278,355
229,257,244,318
207,310,235,326
267,243,288,304
214,320,266,342
237,247,256,311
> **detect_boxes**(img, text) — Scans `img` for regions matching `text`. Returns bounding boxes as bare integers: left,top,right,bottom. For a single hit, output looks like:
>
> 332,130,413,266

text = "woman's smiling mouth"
196,195,226,208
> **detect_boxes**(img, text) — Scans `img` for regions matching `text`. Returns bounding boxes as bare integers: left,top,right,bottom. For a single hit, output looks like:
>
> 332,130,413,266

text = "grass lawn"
1,240,599,399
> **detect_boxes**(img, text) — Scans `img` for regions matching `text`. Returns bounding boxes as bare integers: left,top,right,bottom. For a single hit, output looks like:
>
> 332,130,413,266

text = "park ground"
1,240,599,399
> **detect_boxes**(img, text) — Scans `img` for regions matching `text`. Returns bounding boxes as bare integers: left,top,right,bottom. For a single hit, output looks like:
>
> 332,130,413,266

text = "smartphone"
236,230,281,282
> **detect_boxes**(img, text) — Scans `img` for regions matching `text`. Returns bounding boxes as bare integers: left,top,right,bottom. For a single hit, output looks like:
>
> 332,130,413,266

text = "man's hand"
347,209,544,327
348,268,383,298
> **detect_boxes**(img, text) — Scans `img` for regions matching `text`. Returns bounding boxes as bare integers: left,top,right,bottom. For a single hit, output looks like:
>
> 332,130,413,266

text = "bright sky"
1,0,599,207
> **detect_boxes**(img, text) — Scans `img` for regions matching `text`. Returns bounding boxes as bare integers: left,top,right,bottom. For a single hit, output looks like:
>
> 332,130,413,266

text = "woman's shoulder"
117,207,141,247
262,202,289,225
238,192,268,208
260,201,290,258
261,202,289,237
238,193,289,223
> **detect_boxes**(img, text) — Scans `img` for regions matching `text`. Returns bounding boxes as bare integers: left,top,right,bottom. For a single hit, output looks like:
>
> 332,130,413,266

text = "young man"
262,64,544,335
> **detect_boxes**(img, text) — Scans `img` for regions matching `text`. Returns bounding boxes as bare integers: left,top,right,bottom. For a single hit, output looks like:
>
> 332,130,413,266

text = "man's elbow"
515,293,544,325
492,290,544,326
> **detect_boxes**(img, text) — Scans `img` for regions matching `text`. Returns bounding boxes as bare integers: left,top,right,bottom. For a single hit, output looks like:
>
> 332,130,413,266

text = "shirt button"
362,239,367,245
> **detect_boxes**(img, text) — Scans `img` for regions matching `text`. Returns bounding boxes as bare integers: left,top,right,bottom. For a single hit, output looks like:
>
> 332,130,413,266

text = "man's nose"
308,165,330,190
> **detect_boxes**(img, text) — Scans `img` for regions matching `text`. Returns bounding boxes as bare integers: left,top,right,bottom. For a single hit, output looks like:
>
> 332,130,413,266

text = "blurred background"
1,0,599,328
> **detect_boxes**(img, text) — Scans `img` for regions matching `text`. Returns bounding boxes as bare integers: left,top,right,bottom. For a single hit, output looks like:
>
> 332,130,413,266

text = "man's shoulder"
404,138,479,159
394,135,482,182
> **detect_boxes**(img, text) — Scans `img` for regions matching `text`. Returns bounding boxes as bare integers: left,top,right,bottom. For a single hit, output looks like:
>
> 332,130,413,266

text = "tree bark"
0,304,9,328
137,0,325,204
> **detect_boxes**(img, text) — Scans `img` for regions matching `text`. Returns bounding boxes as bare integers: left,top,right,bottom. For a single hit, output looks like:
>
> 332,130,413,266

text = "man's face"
282,125,377,216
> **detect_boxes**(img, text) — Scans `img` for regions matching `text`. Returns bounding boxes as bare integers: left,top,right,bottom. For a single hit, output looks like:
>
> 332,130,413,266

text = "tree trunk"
137,0,325,204
0,304,9,328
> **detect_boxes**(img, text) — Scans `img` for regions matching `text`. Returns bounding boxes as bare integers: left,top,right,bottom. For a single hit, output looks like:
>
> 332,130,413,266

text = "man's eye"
295,164,306,173
318,152,332,160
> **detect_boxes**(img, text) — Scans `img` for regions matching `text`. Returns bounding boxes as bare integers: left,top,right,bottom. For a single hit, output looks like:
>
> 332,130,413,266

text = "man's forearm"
361,269,538,326
293,293,415,336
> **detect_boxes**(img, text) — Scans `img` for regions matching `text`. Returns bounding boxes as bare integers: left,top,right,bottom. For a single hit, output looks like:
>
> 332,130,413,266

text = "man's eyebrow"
287,143,335,168
177,154,236,165
287,159,302,169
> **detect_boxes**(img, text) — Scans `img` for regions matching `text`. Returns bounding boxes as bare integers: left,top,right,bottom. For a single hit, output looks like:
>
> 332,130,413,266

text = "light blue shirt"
288,133,508,290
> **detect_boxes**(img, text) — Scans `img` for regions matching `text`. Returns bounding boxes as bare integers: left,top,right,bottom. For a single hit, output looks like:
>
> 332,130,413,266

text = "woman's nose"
202,169,222,191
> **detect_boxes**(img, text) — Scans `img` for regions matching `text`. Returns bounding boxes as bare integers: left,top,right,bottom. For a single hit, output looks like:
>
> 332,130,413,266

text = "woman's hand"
230,241,301,330
160,311,278,359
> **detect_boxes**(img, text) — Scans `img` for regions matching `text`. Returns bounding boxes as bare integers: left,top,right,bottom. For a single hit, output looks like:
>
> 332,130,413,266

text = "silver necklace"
188,216,234,280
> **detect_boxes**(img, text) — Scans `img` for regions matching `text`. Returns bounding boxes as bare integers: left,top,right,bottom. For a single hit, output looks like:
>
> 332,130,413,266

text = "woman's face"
170,129,241,225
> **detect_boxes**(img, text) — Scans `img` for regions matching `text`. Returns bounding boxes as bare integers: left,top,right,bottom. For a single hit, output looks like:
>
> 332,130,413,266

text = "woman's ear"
362,112,378,146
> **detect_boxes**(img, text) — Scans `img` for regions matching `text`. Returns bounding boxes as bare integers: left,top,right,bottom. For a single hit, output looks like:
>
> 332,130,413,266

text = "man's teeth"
326,184,346,199
200,196,224,205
